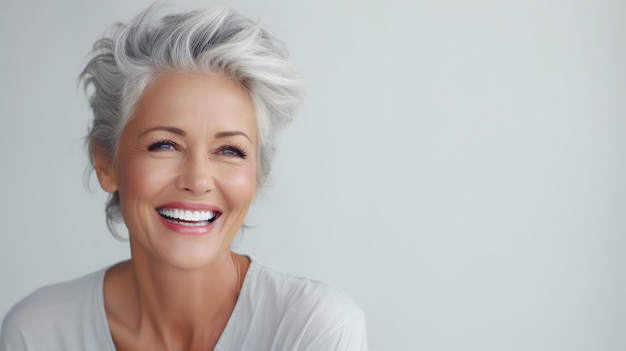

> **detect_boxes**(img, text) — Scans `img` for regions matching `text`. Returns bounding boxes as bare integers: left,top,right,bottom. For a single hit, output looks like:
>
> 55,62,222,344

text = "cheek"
116,157,178,203
218,165,257,204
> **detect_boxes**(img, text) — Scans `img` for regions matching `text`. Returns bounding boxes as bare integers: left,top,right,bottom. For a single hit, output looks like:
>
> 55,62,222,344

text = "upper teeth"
158,209,216,222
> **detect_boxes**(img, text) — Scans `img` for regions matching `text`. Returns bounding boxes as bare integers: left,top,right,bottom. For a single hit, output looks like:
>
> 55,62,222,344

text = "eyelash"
147,139,248,159
217,143,248,159
147,138,178,151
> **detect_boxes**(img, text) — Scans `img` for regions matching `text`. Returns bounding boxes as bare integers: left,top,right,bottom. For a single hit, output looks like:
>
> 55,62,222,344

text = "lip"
155,201,222,235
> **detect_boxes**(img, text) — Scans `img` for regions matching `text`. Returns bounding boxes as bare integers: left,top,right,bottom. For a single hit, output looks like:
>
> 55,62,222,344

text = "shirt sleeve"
305,311,369,351
0,269,111,351
1,305,30,351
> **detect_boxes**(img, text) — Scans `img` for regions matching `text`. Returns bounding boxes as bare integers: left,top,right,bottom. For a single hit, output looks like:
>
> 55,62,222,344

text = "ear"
93,144,118,193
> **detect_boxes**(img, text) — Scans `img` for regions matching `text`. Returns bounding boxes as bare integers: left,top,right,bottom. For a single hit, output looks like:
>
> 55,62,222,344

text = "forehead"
128,72,258,140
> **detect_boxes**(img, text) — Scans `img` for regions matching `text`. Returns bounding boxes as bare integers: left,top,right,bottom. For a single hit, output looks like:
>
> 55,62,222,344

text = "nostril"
175,160,215,194
178,177,214,194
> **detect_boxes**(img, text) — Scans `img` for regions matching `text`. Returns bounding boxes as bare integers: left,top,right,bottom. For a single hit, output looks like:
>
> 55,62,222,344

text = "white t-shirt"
1,260,367,350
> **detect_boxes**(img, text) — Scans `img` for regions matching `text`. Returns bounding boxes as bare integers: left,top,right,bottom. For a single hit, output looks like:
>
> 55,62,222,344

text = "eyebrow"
214,131,252,142
139,126,251,142
139,126,186,137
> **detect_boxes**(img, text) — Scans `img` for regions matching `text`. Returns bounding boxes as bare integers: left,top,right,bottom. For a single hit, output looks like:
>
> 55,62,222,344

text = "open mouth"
157,208,220,227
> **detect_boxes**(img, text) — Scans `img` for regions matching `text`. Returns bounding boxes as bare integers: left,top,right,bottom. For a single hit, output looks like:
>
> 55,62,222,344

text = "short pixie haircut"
81,4,302,237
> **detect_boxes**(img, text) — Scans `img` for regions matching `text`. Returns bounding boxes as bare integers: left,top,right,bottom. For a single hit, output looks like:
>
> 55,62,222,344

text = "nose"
175,153,214,194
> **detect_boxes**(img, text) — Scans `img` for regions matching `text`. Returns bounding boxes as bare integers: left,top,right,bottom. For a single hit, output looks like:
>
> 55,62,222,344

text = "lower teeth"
164,218,211,226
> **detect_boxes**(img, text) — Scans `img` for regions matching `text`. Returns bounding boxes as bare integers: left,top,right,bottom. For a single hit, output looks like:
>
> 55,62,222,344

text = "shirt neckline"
95,258,259,350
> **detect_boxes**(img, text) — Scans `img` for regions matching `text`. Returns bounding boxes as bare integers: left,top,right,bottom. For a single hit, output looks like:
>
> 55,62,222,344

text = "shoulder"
1,269,108,350
238,261,368,350
4,269,104,320
251,261,364,317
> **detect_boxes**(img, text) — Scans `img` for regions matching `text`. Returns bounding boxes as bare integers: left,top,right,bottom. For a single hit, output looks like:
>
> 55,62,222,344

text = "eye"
217,143,248,159
148,139,178,151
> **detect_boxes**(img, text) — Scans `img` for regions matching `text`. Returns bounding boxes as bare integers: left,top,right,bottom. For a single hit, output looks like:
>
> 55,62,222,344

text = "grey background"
1,0,624,350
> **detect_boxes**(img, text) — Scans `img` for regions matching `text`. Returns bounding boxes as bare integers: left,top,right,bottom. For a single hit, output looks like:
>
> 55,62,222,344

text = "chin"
128,231,232,272
160,250,227,271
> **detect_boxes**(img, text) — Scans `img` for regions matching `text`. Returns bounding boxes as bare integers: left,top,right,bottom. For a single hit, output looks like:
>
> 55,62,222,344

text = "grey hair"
80,4,303,238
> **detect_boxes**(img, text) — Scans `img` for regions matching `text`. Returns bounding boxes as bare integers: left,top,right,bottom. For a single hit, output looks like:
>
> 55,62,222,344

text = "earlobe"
93,145,117,193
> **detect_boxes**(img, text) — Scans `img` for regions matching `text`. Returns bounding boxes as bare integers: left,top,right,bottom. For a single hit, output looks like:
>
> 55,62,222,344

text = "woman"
1,4,367,351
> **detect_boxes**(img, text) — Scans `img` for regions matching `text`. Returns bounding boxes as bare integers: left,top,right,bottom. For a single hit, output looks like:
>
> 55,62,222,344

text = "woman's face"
96,72,258,270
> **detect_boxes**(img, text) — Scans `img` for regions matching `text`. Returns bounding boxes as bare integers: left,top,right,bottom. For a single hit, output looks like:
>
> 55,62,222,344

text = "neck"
105,248,250,350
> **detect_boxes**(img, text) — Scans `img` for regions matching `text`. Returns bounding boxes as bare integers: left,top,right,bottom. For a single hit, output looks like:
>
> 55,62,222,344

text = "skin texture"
94,72,257,350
